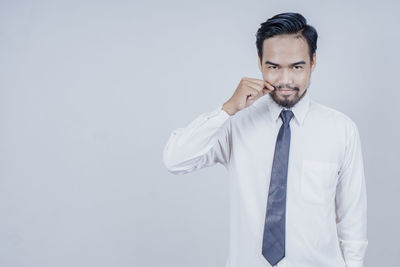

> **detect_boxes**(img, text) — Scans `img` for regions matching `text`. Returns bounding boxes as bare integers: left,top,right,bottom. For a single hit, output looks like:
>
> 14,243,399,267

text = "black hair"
256,12,318,63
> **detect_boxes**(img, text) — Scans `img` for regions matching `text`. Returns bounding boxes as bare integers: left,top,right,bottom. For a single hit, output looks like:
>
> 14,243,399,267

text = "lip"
278,89,296,95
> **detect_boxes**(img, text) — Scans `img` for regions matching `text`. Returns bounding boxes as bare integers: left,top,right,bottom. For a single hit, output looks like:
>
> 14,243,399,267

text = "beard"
269,84,308,108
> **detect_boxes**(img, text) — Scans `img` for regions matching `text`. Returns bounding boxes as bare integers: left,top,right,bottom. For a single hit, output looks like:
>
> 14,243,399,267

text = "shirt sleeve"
162,104,232,175
335,121,368,267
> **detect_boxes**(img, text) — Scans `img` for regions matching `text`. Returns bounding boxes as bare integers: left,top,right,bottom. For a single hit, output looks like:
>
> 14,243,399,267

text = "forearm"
162,104,231,174
335,121,368,266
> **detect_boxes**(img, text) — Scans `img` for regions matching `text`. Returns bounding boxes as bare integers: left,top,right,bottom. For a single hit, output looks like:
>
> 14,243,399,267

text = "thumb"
262,88,269,95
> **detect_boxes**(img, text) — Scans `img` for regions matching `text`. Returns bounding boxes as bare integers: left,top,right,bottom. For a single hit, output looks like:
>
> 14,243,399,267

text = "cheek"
262,70,278,82
295,72,310,86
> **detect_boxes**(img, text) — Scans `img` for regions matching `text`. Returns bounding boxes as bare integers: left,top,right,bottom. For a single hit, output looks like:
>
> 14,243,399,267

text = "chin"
271,89,307,108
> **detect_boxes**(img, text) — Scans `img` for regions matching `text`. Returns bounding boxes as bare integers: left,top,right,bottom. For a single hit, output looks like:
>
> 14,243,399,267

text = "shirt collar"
264,91,311,126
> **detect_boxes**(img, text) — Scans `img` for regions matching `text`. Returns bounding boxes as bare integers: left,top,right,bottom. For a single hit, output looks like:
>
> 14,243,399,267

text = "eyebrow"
265,60,306,66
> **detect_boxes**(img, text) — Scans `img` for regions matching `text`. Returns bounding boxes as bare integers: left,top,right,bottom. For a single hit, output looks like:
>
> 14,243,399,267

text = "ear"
311,52,317,72
257,55,262,72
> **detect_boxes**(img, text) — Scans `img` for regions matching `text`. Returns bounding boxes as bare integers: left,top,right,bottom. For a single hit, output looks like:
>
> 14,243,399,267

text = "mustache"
272,84,299,91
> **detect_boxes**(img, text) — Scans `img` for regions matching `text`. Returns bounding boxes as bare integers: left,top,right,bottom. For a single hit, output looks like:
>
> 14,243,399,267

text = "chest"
230,118,345,172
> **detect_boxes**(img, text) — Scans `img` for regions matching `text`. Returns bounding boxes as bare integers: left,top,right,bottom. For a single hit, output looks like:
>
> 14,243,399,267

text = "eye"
268,66,278,70
293,65,303,70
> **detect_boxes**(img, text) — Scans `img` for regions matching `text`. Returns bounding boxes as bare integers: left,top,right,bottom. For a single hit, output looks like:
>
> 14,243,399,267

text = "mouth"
277,89,296,96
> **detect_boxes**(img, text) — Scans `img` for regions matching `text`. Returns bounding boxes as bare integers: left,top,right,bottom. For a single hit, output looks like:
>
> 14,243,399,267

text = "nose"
278,68,294,85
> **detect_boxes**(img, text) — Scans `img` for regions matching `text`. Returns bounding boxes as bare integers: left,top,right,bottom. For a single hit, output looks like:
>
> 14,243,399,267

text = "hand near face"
222,77,275,116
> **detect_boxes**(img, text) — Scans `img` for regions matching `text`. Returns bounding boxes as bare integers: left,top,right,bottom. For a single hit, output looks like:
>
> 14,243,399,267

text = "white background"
1,0,399,266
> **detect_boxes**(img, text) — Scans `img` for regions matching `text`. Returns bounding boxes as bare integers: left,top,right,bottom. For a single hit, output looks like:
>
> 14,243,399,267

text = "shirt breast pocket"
300,159,339,205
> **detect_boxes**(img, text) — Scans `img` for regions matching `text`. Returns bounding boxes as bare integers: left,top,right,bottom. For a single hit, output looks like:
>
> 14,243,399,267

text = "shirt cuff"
205,104,231,122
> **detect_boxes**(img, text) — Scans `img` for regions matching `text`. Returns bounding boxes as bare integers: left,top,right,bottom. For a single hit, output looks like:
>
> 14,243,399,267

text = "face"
258,34,316,108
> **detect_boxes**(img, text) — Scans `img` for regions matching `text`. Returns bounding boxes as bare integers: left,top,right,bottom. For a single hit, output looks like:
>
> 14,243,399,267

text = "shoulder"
308,100,361,145
309,100,358,128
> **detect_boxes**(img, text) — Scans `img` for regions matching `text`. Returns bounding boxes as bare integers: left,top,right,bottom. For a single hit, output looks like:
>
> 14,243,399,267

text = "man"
162,12,368,267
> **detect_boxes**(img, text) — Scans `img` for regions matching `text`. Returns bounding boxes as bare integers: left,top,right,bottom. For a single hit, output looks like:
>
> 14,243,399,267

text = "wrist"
222,102,236,116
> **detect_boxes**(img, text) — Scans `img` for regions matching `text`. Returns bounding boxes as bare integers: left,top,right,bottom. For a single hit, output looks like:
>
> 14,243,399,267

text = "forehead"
262,34,309,62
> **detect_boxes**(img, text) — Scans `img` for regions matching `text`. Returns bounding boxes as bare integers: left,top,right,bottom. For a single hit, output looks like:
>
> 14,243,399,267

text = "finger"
264,81,275,91
246,88,263,101
245,79,265,91
246,78,275,92
245,83,264,96
261,88,270,95
244,77,265,86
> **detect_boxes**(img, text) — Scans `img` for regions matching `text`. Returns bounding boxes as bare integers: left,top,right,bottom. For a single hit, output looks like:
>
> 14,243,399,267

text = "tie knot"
280,110,294,125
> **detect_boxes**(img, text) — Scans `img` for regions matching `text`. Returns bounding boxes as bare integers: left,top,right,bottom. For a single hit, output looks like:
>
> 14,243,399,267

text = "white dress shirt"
162,92,368,267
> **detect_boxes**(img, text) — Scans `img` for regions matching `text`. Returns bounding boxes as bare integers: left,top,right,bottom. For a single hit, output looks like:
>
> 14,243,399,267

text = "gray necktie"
262,110,294,266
